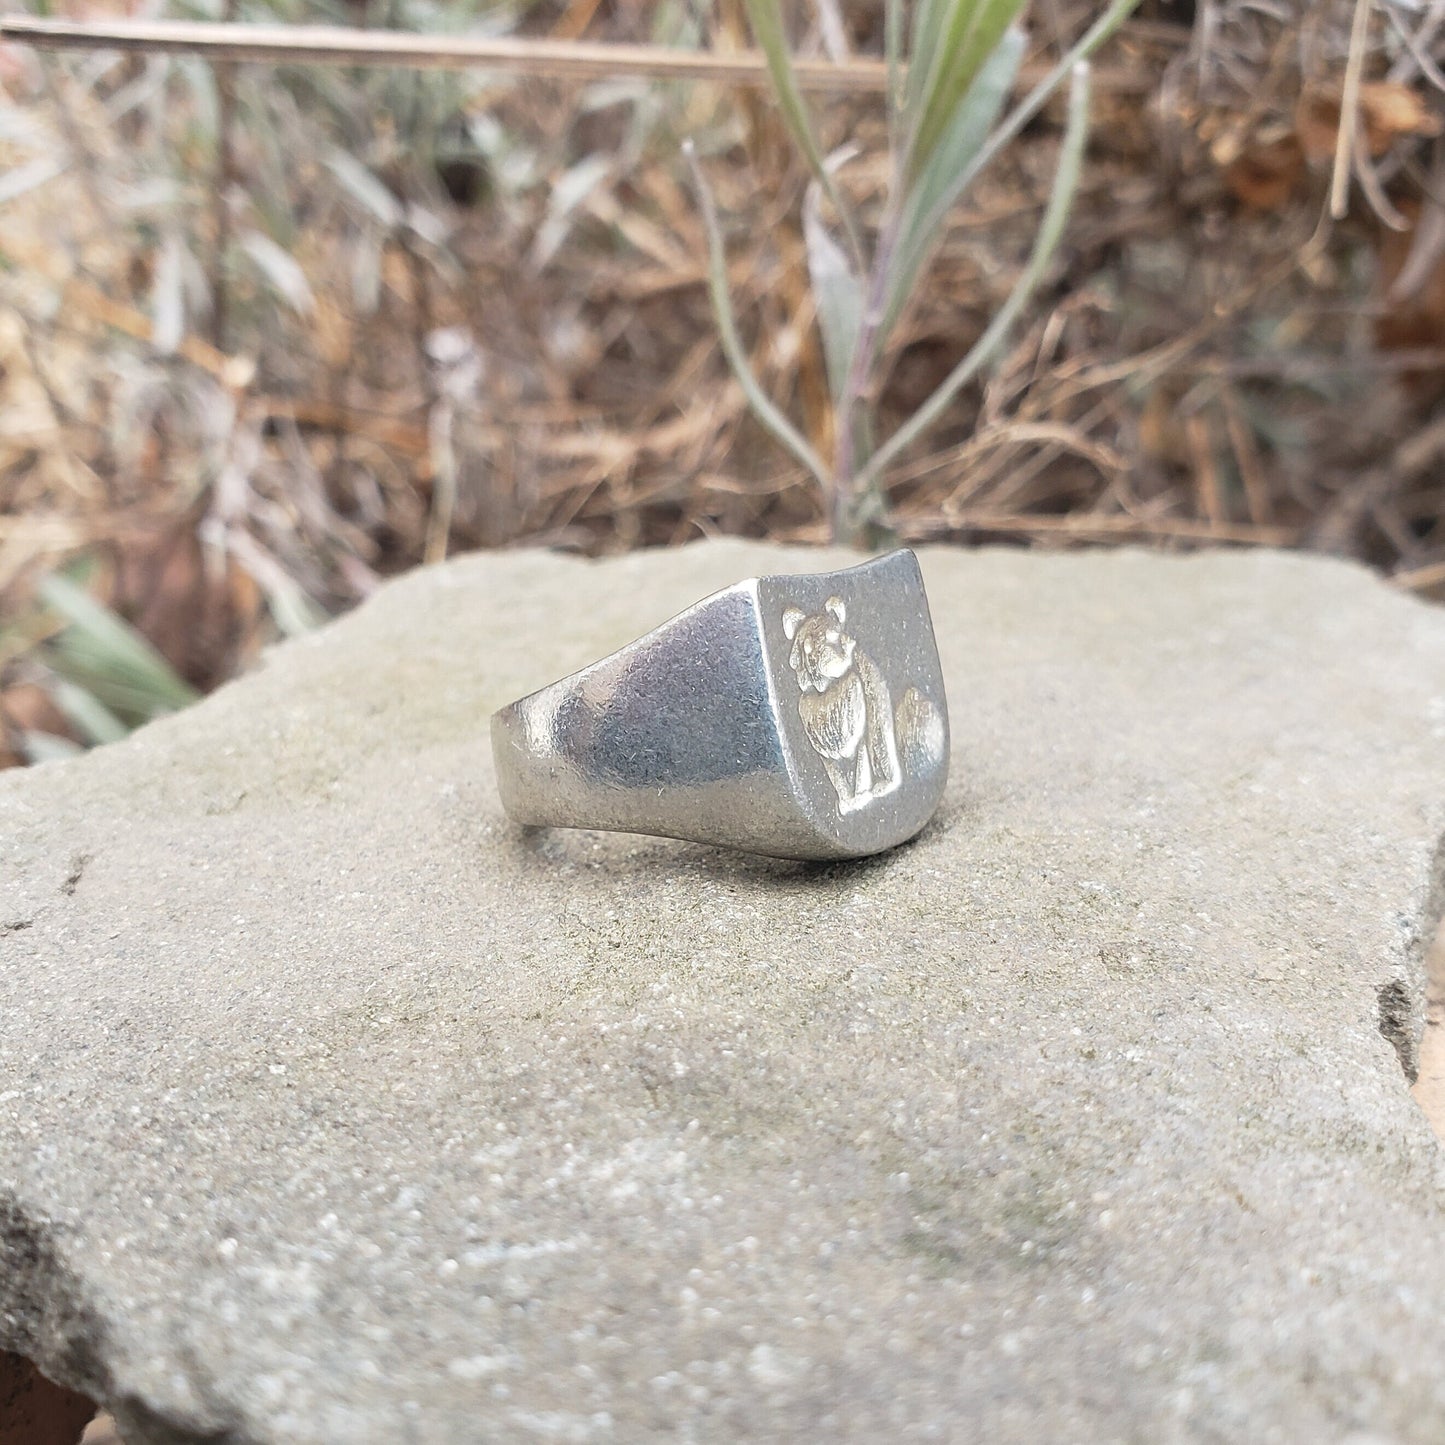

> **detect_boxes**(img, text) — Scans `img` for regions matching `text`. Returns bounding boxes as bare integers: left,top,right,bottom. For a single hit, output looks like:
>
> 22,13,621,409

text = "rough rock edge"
0,1195,237,1444
1375,829,1445,1084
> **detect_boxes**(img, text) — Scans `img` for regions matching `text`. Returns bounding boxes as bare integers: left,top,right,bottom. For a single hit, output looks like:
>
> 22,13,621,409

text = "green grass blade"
885,0,904,153
37,573,200,716
683,142,830,491
885,25,1025,332
740,0,864,269
20,731,84,766
944,0,1140,207
47,677,130,746
905,0,955,117
741,0,828,183
42,663,186,724
906,0,1026,184
44,635,194,723
324,148,402,229
803,180,864,403
862,62,1092,489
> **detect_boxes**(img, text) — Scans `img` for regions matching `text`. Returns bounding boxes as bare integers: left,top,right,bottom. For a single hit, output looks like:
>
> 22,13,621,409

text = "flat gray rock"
2,542,1443,1445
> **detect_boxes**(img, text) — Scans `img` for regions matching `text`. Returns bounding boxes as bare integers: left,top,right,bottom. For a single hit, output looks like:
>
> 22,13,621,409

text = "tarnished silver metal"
491,549,949,859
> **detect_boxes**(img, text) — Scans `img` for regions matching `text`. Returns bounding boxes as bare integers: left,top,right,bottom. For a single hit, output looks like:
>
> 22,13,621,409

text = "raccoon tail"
895,687,946,771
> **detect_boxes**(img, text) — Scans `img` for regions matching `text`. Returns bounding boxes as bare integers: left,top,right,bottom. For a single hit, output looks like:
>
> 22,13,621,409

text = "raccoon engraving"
782,596,901,815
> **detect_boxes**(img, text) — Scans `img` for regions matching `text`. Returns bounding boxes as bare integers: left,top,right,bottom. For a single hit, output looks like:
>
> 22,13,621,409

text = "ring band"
490,549,949,859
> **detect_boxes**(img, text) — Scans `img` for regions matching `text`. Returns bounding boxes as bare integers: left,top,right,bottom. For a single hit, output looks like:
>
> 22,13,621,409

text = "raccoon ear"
782,606,805,640
825,596,846,625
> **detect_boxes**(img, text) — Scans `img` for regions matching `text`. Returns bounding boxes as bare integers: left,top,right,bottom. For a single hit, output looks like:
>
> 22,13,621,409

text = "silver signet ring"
491,549,949,860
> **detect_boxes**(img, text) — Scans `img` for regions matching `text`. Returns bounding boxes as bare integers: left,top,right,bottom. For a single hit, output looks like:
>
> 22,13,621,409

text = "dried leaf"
1223,135,1305,211
325,150,402,229
529,154,610,270
1295,92,1342,166
240,230,315,315
1360,81,1443,152
1,683,71,740
1296,83,1441,166
405,201,451,248
1376,196,1445,400
150,231,185,355
0,156,63,207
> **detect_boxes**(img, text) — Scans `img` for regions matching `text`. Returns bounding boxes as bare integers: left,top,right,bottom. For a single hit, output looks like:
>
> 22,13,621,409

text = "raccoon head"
782,596,856,693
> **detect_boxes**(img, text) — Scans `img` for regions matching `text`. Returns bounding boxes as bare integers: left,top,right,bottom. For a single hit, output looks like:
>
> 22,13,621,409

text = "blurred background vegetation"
1,0,1444,768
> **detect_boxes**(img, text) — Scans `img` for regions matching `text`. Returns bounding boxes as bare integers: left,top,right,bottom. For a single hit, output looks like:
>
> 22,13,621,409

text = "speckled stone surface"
2,542,1443,1445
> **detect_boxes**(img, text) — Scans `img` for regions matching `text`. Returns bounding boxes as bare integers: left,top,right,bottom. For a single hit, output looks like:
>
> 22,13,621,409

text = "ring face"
491,549,949,859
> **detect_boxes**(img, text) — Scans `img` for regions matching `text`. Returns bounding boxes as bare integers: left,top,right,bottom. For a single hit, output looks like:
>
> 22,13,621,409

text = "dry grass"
0,0,1443,765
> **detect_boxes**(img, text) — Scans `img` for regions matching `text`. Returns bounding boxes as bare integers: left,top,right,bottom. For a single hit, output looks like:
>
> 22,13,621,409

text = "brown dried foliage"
1,0,1444,766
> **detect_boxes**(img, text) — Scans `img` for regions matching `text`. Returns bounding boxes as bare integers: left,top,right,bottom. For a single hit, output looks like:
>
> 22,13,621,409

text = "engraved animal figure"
782,596,901,815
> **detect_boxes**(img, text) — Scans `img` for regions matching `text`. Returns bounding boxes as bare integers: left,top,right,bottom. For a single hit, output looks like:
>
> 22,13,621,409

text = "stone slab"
2,541,1443,1444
